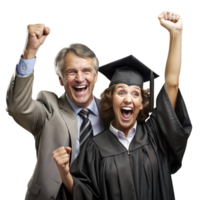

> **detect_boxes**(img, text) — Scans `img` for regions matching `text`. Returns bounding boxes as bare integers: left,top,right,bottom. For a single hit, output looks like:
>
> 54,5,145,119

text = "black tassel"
149,69,155,112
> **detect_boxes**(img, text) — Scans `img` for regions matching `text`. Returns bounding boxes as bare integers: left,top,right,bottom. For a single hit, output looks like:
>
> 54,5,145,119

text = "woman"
53,11,192,200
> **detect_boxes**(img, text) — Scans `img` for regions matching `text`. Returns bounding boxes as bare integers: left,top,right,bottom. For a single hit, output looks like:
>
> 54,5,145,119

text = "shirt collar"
65,93,98,116
109,120,137,139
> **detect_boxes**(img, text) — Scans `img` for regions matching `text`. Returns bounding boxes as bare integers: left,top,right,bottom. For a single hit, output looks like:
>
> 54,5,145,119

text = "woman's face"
112,83,143,133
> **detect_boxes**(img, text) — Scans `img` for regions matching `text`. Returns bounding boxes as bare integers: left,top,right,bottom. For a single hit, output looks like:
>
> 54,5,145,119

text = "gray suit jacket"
6,71,107,200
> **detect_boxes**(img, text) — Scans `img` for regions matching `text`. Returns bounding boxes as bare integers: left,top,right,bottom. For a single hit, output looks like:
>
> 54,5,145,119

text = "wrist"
63,172,73,194
23,49,38,59
169,29,182,38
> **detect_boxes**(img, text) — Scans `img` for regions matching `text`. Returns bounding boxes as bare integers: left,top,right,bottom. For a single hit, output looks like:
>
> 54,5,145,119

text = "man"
6,24,106,200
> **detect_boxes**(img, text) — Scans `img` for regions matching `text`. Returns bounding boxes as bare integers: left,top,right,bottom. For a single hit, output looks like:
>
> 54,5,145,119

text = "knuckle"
54,157,58,162
58,160,63,165
52,154,57,160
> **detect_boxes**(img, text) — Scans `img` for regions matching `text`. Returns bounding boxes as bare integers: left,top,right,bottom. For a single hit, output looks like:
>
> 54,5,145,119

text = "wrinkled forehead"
114,83,142,92
63,52,95,70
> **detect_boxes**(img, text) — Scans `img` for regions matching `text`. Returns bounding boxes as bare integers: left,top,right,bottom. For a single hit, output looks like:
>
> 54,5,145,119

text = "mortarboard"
99,55,159,112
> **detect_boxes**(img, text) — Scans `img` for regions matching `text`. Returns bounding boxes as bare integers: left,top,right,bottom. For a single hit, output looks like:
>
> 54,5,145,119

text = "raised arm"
6,24,50,137
158,11,182,109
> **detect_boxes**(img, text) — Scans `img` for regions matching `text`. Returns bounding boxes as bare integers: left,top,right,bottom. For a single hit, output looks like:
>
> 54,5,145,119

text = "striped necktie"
78,109,93,149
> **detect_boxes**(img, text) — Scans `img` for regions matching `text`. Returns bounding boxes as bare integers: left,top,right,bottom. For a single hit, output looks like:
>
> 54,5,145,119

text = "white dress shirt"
109,121,137,150
66,94,104,158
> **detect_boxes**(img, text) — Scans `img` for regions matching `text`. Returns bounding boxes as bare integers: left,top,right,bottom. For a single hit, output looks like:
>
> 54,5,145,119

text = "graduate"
53,11,192,200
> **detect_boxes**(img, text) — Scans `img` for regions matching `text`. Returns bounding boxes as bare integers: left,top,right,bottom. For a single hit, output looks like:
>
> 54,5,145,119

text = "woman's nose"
124,95,132,104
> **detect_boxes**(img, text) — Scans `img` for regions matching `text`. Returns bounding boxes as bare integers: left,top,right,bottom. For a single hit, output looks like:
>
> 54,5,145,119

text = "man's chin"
72,97,91,108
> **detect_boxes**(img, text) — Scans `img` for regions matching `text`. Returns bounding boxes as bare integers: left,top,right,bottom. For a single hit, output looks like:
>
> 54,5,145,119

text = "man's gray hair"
54,43,99,79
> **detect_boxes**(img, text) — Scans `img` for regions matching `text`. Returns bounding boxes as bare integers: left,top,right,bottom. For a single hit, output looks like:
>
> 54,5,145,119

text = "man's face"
59,52,98,108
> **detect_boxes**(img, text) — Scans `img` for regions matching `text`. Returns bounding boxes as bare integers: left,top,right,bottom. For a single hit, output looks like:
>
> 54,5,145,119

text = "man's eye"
68,71,75,74
84,69,90,73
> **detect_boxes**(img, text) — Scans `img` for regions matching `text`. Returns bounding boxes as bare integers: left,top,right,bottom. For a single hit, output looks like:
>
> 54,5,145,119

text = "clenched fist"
52,146,71,177
23,24,50,59
158,11,182,35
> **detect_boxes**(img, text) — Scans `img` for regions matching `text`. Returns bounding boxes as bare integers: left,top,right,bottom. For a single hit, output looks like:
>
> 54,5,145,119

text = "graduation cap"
99,55,159,112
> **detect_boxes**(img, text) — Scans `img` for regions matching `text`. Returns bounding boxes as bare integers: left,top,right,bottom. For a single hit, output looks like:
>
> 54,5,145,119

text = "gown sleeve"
64,139,101,200
146,85,192,174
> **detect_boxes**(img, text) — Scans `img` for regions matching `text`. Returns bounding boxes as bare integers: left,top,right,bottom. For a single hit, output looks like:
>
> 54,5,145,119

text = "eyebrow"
82,67,93,71
66,68,76,71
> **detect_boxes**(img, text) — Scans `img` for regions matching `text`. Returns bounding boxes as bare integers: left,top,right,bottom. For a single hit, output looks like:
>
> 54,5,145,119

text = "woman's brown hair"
99,84,150,123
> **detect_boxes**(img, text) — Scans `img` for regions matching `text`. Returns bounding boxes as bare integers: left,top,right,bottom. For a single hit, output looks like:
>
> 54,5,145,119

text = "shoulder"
36,89,58,98
92,129,124,157
36,91,60,114
37,90,59,102
93,129,111,142
79,131,111,158
84,130,111,150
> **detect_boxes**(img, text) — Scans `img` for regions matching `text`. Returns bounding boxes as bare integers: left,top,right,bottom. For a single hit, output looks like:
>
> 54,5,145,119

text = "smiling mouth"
121,107,133,121
73,86,87,92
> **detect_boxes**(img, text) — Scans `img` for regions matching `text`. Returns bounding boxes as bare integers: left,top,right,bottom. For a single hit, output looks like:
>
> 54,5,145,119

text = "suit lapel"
58,93,77,163
58,95,107,162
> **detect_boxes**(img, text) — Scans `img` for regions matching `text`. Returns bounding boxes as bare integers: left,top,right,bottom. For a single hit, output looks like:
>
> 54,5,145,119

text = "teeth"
74,86,86,88
122,107,132,111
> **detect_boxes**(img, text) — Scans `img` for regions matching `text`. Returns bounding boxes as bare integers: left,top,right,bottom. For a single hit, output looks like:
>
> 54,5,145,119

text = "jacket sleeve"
146,85,192,174
6,71,46,139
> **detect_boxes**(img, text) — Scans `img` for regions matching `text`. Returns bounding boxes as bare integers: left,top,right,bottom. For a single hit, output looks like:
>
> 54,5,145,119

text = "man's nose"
76,71,84,82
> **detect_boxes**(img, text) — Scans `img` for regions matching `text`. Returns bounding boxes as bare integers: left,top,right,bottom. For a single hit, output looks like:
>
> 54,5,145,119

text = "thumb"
158,11,168,27
65,147,72,154
44,27,50,36
38,27,50,45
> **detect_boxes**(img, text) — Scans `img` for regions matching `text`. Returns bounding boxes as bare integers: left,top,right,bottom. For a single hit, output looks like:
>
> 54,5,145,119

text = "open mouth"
121,107,133,121
73,86,87,92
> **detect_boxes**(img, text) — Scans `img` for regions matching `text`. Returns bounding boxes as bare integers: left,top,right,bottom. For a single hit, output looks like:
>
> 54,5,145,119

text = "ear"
95,72,100,85
59,76,64,86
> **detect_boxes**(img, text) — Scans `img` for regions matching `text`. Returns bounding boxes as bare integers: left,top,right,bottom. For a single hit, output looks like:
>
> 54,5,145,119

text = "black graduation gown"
63,86,192,200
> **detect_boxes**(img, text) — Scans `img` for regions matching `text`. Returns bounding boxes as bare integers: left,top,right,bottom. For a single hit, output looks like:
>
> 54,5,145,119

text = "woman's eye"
133,92,139,97
118,92,125,95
